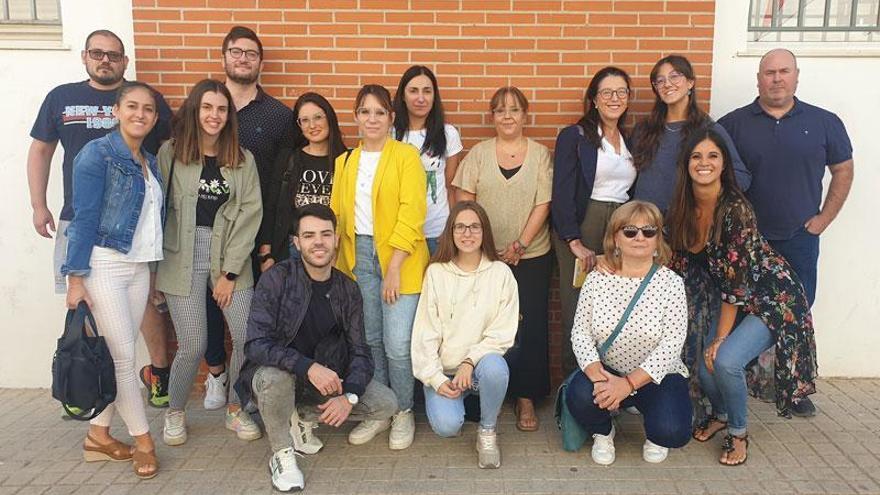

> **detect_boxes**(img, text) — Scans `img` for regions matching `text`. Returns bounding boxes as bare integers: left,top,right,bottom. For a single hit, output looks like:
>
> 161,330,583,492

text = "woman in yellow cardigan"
330,84,428,450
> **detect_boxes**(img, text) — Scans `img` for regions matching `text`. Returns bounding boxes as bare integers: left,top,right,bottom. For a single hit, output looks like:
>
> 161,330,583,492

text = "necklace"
664,122,682,133
498,139,525,158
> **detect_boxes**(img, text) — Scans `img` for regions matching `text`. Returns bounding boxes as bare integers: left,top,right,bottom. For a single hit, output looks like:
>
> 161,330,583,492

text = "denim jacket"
62,130,163,277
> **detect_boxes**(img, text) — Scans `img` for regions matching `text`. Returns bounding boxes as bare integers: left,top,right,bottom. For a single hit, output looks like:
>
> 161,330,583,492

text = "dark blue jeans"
768,227,820,306
565,370,692,448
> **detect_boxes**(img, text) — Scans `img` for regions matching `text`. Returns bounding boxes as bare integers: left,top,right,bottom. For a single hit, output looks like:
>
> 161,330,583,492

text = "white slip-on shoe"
269,447,304,492
348,418,391,446
203,371,228,410
643,439,669,463
591,424,616,466
389,409,415,450
289,409,323,454
163,409,187,446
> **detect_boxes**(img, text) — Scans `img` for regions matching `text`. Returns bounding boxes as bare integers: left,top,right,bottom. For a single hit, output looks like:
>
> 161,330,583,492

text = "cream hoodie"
411,256,519,391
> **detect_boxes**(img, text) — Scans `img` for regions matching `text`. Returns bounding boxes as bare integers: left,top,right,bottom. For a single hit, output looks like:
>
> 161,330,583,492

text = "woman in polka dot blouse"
565,200,691,466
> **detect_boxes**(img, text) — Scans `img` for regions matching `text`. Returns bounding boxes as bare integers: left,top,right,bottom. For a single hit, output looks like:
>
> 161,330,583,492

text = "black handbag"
51,302,117,420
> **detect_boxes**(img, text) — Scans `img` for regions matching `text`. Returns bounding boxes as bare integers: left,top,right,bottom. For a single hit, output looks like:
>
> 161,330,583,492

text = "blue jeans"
426,237,439,257
768,227,819,306
698,314,775,436
353,235,418,411
424,354,509,435
565,369,692,448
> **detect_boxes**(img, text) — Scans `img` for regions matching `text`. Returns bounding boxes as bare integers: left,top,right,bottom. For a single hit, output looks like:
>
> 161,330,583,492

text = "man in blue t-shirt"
27,29,174,409
719,48,854,418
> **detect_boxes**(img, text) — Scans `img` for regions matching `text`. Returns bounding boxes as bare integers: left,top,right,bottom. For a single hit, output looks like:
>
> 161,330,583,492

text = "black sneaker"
139,365,170,408
791,397,817,417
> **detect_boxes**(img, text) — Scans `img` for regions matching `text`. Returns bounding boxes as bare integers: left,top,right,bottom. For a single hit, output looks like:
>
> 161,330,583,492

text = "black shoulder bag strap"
598,263,660,359
162,158,176,229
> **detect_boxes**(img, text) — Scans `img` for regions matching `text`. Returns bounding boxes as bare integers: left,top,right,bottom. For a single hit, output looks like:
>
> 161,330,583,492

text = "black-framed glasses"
453,223,482,235
621,225,658,239
597,88,630,101
87,49,124,63
652,71,685,88
226,47,261,62
297,114,326,127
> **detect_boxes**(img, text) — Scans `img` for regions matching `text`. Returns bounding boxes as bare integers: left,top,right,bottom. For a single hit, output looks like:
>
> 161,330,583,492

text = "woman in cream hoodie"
411,201,519,469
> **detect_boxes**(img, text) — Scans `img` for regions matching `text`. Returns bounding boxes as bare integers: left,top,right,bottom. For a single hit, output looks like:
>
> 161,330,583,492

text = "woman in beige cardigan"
156,79,262,447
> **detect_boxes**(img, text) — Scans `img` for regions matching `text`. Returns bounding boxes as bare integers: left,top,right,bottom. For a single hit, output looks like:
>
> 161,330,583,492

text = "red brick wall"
133,0,717,389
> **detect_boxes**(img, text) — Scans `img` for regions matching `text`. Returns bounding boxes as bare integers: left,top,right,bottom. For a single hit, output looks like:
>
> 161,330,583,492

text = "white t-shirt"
91,169,164,263
400,124,464,238
354,150,382,236
591,127,636,204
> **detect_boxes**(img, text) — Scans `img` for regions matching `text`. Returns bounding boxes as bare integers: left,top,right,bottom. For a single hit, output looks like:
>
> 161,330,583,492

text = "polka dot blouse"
571,266,689,383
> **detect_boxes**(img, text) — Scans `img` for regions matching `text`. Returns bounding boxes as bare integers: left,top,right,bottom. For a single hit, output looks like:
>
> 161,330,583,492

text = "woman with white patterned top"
565,200,691,466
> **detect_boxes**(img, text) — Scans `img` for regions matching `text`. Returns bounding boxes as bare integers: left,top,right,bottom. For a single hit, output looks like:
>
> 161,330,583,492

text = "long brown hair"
666,128,750,252
172,79,245,168
603,201,671,271
632,55,710,171
431,201,500,264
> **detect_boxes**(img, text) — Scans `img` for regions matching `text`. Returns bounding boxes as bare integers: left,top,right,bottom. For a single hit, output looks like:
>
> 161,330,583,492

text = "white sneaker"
226,409,263,441
476,428,501,469
591,425,616,465
289,409,323,454
642,439,669,463
348,418,391,446
203,371,228,410
389,409,415,450
269,447,304,492
163,409,187,446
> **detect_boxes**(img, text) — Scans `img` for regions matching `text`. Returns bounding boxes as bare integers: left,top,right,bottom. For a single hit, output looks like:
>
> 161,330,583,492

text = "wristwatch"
344,393,359,406
224,272,238,281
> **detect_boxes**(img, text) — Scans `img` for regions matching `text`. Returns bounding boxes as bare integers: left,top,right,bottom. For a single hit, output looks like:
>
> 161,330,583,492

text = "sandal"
132,449,159,479
514,399,539,432
692,415,727,442
719,433,749,466
82,434,134,462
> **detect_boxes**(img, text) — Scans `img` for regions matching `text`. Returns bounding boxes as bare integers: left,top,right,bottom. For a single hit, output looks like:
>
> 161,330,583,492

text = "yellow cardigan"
330,139,429,294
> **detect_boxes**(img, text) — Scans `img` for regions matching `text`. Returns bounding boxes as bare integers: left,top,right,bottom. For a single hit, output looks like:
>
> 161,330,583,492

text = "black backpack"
51,302,117,420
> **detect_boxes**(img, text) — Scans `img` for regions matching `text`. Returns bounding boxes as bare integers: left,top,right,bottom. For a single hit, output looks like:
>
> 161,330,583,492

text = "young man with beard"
236,204,397,492
27,29,174,408
201,26,300,410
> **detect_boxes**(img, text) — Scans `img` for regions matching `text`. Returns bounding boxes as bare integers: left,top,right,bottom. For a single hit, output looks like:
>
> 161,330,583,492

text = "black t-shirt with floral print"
196,156,230,227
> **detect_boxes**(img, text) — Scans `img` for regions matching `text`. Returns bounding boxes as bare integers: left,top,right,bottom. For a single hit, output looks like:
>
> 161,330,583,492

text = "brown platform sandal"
719,433,749,466
692,415,728,442
82,434,134,462
132,449,159,479
514,399,539,432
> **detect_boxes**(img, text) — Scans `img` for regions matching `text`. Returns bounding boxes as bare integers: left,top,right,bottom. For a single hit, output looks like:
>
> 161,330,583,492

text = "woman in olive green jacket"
155,79,262,447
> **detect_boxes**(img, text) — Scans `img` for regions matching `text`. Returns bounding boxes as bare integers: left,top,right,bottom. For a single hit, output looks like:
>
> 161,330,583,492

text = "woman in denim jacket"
63,82,163,479
156,79,263,447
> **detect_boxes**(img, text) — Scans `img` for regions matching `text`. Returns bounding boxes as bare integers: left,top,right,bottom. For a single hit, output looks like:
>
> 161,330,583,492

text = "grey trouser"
252,366,398,452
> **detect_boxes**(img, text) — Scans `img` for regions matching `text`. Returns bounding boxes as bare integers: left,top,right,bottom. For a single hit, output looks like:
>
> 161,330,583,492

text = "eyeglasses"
356,108,389,120
86,49,124,63
620,225,658,239
453,223,482,235
492,107,523,117
597,88,630,101
226,47,261,62
652,71,685,88
297,114,326,127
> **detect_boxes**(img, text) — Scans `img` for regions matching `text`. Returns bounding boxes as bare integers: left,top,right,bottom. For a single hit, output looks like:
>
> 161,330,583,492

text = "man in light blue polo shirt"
719,48,854,418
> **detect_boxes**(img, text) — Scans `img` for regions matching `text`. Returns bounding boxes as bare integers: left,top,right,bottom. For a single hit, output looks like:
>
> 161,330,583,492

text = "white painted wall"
0,0,143,387
711,1,880,377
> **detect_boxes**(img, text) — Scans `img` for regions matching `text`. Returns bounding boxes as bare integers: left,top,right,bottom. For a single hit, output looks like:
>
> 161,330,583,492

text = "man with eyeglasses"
27,29,174,409
718,48,854,418
200,26,299,413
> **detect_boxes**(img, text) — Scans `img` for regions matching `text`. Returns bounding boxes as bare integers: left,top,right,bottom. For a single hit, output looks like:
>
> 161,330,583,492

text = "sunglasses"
620,225,658,239
87,49,124,63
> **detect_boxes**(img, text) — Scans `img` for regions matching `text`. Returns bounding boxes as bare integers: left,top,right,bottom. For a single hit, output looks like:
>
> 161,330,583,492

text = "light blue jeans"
698,314,775,436
426,237,439,257
424,353,509,435
353,235,418,411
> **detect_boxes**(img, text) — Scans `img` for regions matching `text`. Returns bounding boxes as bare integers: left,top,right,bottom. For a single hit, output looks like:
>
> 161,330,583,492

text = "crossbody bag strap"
598,263,660,359
162,158,176,229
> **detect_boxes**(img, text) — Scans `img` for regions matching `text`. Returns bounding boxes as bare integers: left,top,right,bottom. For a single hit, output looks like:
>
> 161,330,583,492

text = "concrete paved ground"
1,379,879,494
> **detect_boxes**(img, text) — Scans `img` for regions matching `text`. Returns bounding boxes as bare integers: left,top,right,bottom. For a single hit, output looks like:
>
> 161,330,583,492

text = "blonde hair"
602,200,671,270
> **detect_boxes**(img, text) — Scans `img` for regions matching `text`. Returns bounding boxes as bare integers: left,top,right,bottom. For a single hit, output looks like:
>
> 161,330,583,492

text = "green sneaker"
139,365,170,408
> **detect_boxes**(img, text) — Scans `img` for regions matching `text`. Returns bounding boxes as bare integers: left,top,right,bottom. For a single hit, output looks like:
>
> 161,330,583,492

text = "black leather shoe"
791,397,817,417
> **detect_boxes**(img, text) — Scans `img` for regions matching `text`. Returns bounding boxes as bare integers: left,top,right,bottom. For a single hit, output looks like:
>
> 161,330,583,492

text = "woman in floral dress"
666,128,816,466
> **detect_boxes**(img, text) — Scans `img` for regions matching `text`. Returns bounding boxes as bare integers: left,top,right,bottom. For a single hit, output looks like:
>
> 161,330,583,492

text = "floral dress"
704,197,817,417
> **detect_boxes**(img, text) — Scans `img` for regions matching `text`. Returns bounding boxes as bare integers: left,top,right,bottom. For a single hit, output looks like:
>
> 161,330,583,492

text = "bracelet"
625,375,638,394
516,238,529,251
460,359,475,369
